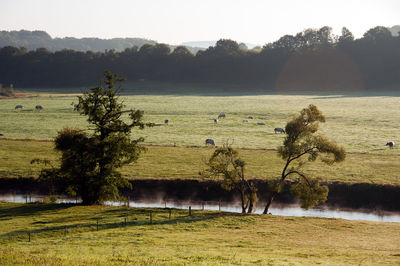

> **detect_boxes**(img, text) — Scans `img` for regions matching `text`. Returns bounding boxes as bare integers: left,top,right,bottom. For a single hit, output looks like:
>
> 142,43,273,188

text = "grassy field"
1,139,400,185
0,202,399,265
1,91,400,153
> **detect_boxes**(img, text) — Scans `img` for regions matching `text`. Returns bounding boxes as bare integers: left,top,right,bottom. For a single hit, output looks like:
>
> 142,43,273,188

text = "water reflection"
1,194,400,223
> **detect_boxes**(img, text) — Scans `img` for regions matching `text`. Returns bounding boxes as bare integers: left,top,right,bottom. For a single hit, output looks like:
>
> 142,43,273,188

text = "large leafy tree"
201,145,257,213
37,71,152,205
263,105,346,214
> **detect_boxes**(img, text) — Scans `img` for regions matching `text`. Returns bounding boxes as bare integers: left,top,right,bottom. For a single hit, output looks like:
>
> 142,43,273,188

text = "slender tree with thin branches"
201,144,257,213
263,104,346,214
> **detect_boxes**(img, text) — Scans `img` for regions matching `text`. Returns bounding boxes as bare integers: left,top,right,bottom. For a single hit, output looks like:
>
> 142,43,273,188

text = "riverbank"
2,178,400,212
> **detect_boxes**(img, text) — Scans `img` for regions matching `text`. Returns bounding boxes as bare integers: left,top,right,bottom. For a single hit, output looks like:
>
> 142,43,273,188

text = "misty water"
2,194,400,223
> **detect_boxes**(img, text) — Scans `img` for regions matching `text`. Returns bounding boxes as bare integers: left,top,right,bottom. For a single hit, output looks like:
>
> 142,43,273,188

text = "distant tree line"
0,30,156,52
0,26,399,90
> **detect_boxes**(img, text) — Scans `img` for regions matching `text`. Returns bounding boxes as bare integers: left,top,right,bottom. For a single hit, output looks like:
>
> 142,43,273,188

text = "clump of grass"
42,195,57,203
0,84,15,97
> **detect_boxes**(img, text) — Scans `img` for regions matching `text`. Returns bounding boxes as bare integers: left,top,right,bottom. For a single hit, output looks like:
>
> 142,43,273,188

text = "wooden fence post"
219,201,221,211
28,232,30,242
169,208,171,219
189,206,192,216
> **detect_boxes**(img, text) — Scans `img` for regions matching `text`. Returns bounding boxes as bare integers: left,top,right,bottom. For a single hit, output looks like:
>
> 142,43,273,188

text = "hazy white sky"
0,0,399,45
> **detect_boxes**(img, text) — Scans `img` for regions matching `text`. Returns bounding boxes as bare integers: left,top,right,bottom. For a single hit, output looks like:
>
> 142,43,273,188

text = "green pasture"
0,202,399,265
1,139,400,184
1,92,400,153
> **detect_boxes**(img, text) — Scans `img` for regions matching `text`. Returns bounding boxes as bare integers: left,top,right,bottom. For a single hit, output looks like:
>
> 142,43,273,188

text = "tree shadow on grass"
0,203,75,219
1,208,245,241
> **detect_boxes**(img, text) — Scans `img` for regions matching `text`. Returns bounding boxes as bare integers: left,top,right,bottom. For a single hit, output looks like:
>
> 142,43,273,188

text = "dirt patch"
0,138,53,142
0,92,81,100
0,93,38,99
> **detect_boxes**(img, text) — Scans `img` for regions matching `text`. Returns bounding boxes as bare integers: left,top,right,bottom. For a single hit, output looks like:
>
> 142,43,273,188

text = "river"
2,194,400,223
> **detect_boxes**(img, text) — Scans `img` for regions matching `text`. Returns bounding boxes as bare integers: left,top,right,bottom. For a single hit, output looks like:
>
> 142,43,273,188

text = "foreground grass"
0,202,399,265
1,92,400,153
1,139,400,184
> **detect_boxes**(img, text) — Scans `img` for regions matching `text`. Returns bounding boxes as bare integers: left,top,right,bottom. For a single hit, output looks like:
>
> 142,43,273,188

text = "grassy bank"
1,92,400,152
0,202,399,265
1,139,400,185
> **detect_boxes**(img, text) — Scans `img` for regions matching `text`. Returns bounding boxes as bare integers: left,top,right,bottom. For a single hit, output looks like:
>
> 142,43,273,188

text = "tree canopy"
35,71,152,204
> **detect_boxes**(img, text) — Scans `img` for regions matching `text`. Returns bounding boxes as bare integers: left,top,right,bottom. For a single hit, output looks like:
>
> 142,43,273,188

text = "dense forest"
0,26,399,91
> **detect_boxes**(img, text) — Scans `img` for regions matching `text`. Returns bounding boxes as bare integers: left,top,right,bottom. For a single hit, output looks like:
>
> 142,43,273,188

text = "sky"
0,0,399,46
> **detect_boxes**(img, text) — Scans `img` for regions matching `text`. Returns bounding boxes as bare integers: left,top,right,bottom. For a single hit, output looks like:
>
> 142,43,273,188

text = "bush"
0,84,14,97
43,195,58,204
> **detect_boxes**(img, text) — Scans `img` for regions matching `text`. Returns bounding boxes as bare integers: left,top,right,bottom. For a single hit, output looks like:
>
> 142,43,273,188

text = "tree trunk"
263,191,277,214
247,199,254,214
239,190,246,213
263,158,290,214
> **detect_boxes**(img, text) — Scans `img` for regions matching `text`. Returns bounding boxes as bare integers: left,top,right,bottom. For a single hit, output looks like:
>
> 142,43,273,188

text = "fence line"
2,194,235,211
0,204,225,243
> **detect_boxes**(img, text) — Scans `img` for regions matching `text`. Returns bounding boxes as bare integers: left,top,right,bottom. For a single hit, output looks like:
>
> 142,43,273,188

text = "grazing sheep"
247,116,253,119
15,105,23,110
218,113,226,119
386,141,395,149
164,119,169,125
274,128,285,134
257,122,265,125
213,118,218,124
35,105,43,110
0,133,3,136
205,139,215,146
242,120,248,123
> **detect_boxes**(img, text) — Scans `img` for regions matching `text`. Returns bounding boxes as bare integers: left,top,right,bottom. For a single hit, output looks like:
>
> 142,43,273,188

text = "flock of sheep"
205,113,285,147
204,113,395,149
14,105,43,110
2,107,396,149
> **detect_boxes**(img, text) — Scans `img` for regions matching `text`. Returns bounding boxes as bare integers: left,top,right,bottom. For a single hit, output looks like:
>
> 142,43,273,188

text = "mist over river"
2,194,400,223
